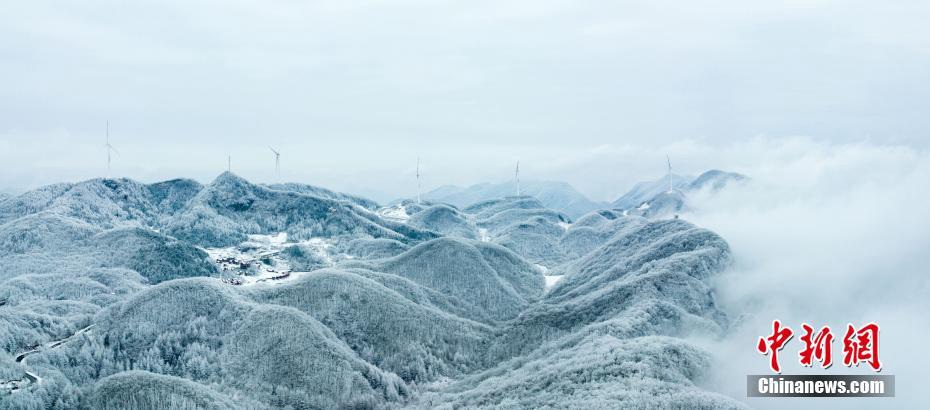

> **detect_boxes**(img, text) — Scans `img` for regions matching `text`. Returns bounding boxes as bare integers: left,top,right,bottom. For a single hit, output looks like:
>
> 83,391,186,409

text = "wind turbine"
227,154,231,173
104,121,118,178
666,154,673,193
269,147,280,181
515,160,521,196
416,156,421,205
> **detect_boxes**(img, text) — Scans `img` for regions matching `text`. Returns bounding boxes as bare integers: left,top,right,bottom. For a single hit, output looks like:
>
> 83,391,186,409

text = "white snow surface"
544,275,564,290
377,205,409,223
535,264,563,291
203,232,339,286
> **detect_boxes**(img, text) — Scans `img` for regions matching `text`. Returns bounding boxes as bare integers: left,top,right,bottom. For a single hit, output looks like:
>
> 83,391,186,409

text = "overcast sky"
3,3,929,404
2,0,929,201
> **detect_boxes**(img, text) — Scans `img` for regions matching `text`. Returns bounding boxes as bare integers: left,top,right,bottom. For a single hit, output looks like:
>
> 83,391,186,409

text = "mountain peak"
208,171,253,191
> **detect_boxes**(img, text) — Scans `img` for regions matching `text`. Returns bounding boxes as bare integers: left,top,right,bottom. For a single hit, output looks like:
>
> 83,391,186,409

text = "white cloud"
680,138,930,408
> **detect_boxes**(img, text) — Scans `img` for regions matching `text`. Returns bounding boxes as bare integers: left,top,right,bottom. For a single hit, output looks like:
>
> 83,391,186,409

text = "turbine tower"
227,154,231,173
515,160,521,196
104,121,118,178
269,147,280,181
666,154,673,193
416,156,421,205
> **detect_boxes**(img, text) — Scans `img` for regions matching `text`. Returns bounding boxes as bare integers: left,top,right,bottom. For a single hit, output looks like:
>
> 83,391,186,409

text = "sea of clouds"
680,137,930,409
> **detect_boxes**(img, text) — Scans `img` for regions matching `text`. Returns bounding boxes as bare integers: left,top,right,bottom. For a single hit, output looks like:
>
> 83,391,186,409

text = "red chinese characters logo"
843,323,882,371
756,320,793,373
799,323,833,368
757,321,881,373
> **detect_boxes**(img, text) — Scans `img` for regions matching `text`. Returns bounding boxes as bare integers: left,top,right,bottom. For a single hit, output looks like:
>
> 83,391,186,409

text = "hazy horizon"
3,1,930,202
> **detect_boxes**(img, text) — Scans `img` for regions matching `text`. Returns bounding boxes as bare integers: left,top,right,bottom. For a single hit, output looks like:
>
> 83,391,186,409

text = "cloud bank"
680,138,930,408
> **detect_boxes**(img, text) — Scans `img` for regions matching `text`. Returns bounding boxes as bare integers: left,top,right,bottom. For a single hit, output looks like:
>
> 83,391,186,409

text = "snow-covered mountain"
613,169,747,218
165,172,434,247
0,172,744,409
689,169,747,191
424,180,607,219
266,182,380,210
611,173,694,210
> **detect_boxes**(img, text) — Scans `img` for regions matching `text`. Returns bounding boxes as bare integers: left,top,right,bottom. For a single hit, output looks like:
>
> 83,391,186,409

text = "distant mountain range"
611,174,694,210
421,170,746,221
423,180,608,219
611,169,747,218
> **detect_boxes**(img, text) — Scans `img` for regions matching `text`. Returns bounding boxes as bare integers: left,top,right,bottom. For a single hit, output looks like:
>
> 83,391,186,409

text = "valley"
0,172,745,409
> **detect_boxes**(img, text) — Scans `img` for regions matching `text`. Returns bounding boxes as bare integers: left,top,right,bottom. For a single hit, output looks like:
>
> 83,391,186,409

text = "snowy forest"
0,170,749,409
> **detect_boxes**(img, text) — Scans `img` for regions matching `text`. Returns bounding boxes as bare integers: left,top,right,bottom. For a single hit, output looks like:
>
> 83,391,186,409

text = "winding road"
3,324,94,394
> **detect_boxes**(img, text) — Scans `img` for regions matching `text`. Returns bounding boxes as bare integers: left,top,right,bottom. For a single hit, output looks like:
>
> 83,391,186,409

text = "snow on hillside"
611,170,748,219
203,232,341,286
377,204,410,223
424,180,608,219
0,172,742,409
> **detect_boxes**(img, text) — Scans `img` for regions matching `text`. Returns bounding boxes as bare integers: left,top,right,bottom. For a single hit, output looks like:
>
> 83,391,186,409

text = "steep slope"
145,178,203,216
253,269,493,382
418,217,740,408
346,268,501,325
369,238,544,322
560,210,629,258
459,196,571,266
491,216,568,267
493,218,730,360
341,238,410,260
80,279,410,409
407,204,477,239
427,335,744,409
474,203,569,237
0,268,144,354
87,371,247,410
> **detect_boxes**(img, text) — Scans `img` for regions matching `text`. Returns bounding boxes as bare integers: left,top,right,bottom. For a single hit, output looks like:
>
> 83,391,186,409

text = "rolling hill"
0,172,744,408
424,180,607,219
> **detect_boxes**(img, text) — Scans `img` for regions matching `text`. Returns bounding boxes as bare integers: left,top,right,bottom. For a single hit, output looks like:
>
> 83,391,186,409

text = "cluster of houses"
213,252,294,285
215,256,255,272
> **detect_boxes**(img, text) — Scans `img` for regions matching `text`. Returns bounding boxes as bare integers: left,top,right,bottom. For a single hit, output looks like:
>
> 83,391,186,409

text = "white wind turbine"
269,147,281,181
416,157,422,205
515,160,521,196
666,154,673,193
104,121,118,178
